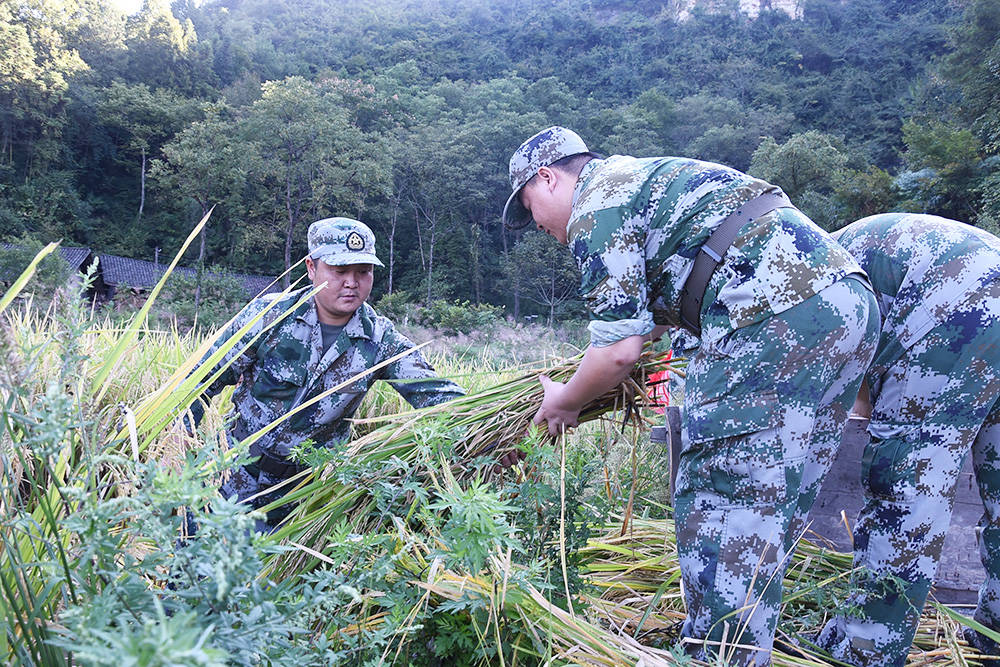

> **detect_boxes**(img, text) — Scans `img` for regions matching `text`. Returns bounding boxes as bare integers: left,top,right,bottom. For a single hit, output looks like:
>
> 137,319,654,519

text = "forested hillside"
2,0,998,319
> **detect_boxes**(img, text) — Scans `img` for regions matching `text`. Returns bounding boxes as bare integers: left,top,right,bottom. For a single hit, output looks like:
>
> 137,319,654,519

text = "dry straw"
263,346,682,576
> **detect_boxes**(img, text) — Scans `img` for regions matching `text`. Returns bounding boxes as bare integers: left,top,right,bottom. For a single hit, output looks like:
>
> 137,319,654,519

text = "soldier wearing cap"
815,213,1000,665
503,126,879,665
188,217,464,530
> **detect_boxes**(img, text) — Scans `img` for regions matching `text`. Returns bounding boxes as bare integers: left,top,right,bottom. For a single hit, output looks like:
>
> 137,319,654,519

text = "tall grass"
2,233,999,665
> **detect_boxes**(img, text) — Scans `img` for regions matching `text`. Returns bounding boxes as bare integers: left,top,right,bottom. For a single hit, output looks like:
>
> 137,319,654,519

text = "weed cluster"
0,253,631,665
376,292,503,336
3,243,994,666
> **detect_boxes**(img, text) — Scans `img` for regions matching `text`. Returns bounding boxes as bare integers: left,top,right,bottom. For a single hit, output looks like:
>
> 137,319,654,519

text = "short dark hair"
549,151,601,177
525,151,601,188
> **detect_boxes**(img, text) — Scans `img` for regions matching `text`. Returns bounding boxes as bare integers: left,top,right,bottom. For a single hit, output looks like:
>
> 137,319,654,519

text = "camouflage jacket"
190,288,464,457
834,212,1000,384
568,156,861,345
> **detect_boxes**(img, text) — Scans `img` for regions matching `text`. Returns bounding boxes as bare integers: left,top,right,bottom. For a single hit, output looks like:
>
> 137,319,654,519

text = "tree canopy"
2,0,997,320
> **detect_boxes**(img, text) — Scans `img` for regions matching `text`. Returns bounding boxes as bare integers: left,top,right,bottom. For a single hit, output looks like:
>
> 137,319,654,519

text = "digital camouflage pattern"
190,287,463,526
567,155,860,348
676,276,878,665
307,217,385,267
562,153,878,664
502,125,590,229
817,213,1000,666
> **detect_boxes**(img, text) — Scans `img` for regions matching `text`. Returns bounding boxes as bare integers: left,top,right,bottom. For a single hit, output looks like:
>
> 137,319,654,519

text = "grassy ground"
1,250,997,665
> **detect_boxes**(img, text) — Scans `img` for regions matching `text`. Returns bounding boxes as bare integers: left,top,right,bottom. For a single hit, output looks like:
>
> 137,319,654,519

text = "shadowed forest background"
2,0,999,322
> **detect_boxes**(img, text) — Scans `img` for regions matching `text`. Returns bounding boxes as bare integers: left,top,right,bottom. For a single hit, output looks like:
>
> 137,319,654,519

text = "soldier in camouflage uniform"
189,218,463,530
502,127,879,665
816,213,1000,665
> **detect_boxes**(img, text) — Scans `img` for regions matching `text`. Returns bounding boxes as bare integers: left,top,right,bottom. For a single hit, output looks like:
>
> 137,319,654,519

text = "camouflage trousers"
219,446,307,533
675,275,879,666
817,278,1000,667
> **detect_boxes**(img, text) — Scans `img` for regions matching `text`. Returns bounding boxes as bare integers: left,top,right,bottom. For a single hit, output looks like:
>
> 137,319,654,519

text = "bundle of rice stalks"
416,565,678,666
265,347,683,576
262,413,991,667
298,499,683,666
296,510,969,666
578,517,992,666
578,516,687,639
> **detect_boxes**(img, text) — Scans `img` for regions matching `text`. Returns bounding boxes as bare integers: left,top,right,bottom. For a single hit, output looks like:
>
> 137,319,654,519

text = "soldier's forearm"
561,335,644,410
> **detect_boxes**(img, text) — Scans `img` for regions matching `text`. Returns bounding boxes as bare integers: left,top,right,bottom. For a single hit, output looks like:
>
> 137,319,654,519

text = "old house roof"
2,243,94,266
59,246,97,271
3,243,278,300
98,254,171,288
234,272,280,298
99,253,279,299
1,243,96,281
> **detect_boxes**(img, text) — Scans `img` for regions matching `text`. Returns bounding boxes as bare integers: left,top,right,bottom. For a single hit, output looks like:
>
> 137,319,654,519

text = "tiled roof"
59,246,96,271
1,243,95,280
99,253,279,298
232,272,281,298
3,243,278,299
98,254,189,288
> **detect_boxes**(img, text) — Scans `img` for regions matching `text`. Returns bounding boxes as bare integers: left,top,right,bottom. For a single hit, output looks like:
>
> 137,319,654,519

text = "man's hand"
532,375,582,437
530,336,644,437
496,448,527,469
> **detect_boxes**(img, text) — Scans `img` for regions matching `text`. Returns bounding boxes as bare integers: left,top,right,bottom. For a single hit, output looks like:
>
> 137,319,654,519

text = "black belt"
678,190,794,337
247,443,309,478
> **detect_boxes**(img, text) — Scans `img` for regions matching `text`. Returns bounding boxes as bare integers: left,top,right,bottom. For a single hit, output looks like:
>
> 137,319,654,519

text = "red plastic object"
646,350,673,414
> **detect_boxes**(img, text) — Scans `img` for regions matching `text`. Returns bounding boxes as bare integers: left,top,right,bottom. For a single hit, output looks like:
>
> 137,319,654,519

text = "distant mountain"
740,0,802,17
675,0,804,20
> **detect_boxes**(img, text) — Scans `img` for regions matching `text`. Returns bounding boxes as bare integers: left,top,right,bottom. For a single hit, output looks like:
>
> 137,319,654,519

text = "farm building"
98,253,279,301
1,243,277,303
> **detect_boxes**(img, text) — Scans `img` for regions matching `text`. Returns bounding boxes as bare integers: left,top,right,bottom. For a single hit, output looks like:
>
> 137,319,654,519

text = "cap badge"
346,231,365,251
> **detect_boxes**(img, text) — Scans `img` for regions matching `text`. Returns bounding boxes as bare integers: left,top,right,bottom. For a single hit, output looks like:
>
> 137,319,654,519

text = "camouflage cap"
307,217,384,267
502,126,589,230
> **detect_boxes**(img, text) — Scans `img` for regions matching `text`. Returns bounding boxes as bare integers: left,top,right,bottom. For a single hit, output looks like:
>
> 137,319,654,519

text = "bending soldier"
818,213,1000,665
502,126,878,665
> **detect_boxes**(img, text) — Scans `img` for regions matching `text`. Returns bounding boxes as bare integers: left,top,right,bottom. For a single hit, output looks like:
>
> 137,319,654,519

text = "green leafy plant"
427,478,521,573
155,270,251,331
418,299,503,335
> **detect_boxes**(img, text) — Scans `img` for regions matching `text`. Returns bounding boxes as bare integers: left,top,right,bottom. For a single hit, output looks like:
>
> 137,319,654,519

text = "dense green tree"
0,236,72,299
123,0,199,92
943,0,1000,155
0,0,984,320
150,103,246,309
0,170,91,240
503,232,581,327
151,105,242,223
239,76,390,280
833,166,897,227
749,131,851,197
975,169,1000,235
396,117,466,303
0,0,88,176
899,118,984,222
749,131,853,228
97,81,200,224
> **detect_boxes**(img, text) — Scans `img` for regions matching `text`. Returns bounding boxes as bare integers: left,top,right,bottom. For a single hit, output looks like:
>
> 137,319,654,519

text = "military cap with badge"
307,217,385,267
